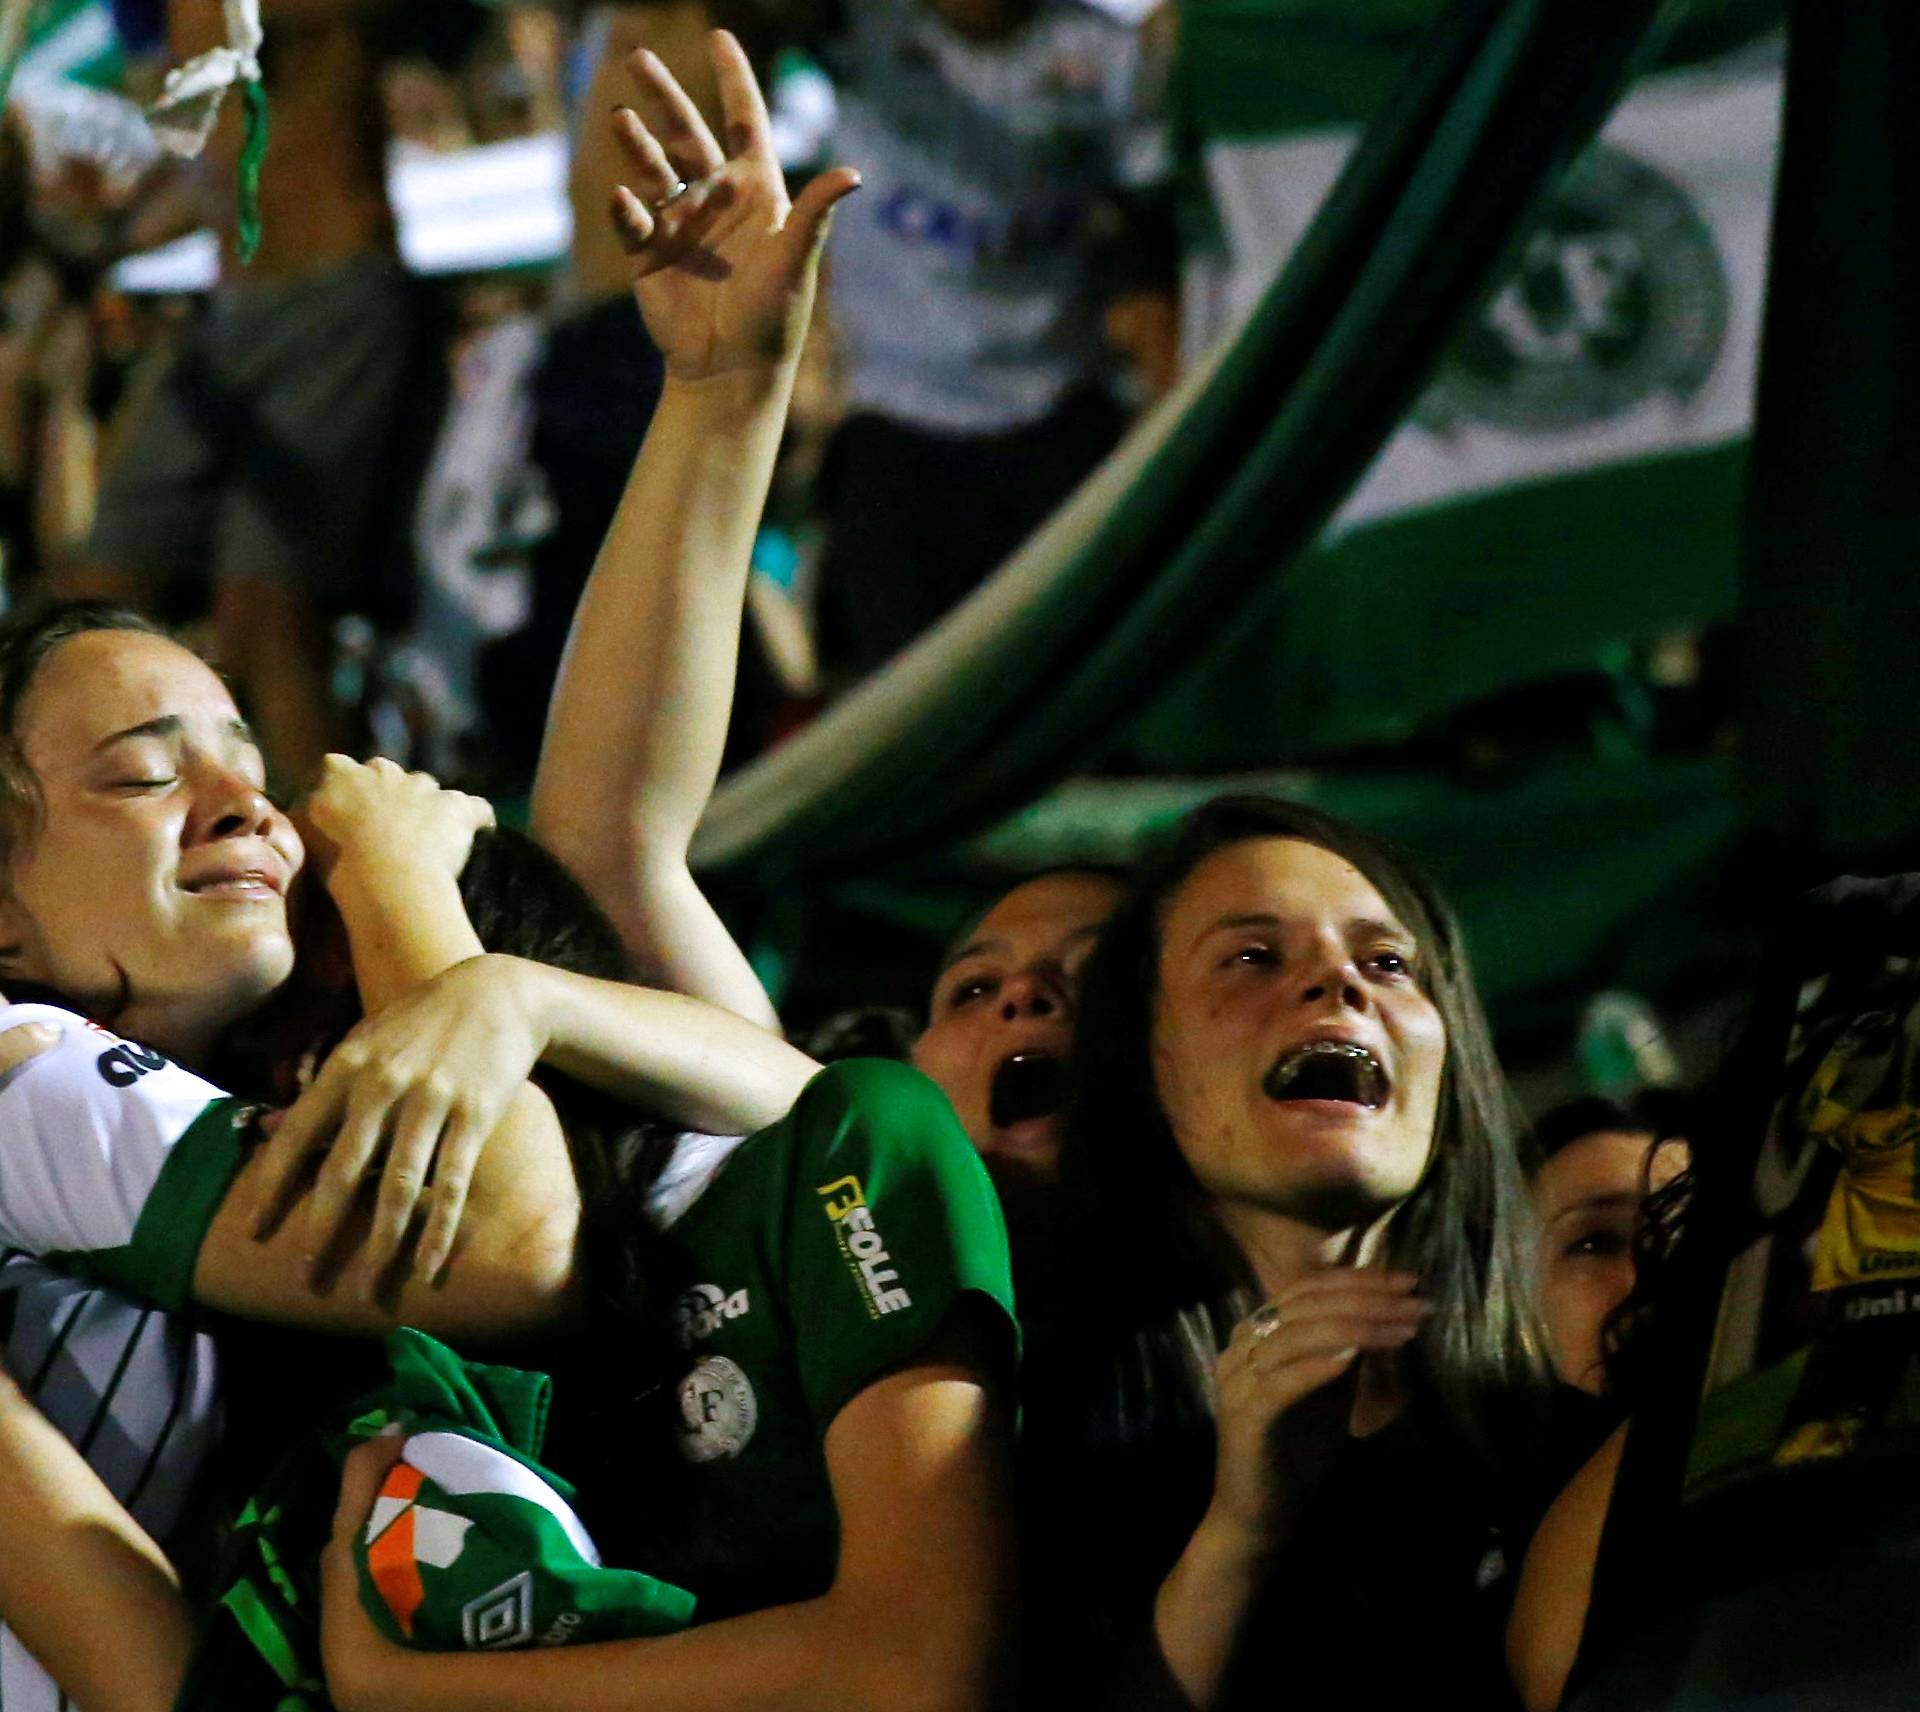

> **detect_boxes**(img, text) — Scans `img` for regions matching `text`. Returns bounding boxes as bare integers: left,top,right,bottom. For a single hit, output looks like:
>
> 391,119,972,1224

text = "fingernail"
21,1022,57,1042
1332,1346,1358,1365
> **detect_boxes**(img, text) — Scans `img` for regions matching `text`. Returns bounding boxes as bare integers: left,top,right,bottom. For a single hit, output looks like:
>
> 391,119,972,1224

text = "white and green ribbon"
0,0,41,113
147,0,268,262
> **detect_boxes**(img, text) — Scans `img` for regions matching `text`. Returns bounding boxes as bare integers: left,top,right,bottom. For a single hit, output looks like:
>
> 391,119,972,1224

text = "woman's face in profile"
0,629,304,1055
1148,837,1447,1233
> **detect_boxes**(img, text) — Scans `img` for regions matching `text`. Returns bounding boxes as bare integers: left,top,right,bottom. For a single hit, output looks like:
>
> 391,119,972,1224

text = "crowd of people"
0,0,1178,792
0,6,1894,1712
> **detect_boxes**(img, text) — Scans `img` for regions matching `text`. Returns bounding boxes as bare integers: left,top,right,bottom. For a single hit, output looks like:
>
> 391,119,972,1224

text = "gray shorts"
89,253,425,611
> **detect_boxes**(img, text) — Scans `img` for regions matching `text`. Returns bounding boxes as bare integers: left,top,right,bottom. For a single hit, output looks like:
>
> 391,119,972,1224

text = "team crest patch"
1417,143,1730,433
678,1355,758,1462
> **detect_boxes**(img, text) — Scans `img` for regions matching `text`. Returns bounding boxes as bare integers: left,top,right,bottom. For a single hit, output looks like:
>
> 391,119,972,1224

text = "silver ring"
1248,1304,1283,1341
649,178,690,212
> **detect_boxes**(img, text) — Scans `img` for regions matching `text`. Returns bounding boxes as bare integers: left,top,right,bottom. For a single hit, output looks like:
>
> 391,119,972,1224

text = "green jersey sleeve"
778,1060,1017,1432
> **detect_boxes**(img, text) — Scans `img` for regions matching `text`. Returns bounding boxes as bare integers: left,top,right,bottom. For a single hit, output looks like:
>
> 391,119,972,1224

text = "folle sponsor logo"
816,1174,913,1318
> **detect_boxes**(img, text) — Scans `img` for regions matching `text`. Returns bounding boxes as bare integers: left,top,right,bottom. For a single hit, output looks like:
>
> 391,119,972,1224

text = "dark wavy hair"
1057,794,1549,1463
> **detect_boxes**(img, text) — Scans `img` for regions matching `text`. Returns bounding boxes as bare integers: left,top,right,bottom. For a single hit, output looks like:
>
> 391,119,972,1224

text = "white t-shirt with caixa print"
821,0,1169,435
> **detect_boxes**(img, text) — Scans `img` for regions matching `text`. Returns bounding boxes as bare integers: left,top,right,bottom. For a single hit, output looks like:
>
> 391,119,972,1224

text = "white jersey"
822,0,1166,433
0,1005,240,1712
0,1003,252,1309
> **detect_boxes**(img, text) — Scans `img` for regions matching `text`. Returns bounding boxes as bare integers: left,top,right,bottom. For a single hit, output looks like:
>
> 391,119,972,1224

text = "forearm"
511,956,816,1134
0,1369,193,1712
530,368,794,983
195,1088,581,1343
334,1359,1006,1712
34,381,99,566
328,861,484,1014
340,1590,957,1712
1148,1508,1275,1710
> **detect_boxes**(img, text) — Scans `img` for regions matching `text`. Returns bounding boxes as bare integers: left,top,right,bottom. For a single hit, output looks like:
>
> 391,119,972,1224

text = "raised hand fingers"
1222,1273,1428,1375
624,45,724,180
783,166,863,272
248,1070,350,1239
709,28,773,163
612,104,683,205
1239,1306,1425,1374
612,184,656,255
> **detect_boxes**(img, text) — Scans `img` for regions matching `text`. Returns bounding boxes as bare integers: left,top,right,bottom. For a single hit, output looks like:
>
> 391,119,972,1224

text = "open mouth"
989,1052,1068,1129
1262,1041,1389,1109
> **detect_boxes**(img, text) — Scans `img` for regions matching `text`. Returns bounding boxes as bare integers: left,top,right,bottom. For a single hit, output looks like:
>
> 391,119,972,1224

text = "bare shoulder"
1507,1421,1627,1712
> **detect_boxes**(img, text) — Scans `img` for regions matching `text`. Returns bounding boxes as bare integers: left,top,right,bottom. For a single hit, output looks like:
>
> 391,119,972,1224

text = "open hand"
608,29,860,380
1207,1270,1429,1546
245,956,547,1293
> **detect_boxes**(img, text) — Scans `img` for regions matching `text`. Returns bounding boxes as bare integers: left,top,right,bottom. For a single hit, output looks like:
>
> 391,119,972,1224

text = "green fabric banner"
695,0,1672,877
1739,0,1920,866
813,753,1744,1037
1145,18,1779,770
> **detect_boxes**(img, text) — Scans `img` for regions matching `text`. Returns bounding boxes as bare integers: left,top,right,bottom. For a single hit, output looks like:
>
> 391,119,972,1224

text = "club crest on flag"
1419,144,1731,433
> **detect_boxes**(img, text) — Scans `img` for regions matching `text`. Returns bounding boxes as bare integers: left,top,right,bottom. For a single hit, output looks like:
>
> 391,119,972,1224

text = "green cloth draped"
694,0,1670,877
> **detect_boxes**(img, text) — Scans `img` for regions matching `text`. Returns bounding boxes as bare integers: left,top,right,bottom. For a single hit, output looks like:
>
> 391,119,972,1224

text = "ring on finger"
1248,1303,1283,1341
649,177,691,212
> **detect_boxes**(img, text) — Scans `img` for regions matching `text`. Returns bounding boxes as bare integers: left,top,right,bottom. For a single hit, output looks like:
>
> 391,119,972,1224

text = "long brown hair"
1057,794,1548,1462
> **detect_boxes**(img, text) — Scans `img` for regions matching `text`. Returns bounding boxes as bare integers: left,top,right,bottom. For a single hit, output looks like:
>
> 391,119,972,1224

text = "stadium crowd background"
5,0,1918,1705
0,0,1793,1081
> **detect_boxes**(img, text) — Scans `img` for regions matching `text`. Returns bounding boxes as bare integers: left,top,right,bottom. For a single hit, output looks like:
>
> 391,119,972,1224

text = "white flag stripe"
403,1431,604,1568
1191,48,1782,536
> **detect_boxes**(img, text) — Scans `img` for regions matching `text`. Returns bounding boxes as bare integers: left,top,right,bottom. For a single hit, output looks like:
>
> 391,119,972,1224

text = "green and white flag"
1129,30,1781,766
0,0,122,100
1192,44,1778,523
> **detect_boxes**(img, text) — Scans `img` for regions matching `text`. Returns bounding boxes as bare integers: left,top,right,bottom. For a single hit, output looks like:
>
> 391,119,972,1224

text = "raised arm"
529,31,857,1030
263,954,818,1151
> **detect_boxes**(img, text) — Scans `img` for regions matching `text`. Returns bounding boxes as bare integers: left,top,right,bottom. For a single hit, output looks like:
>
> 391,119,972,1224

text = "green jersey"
661,1058,1018,1619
